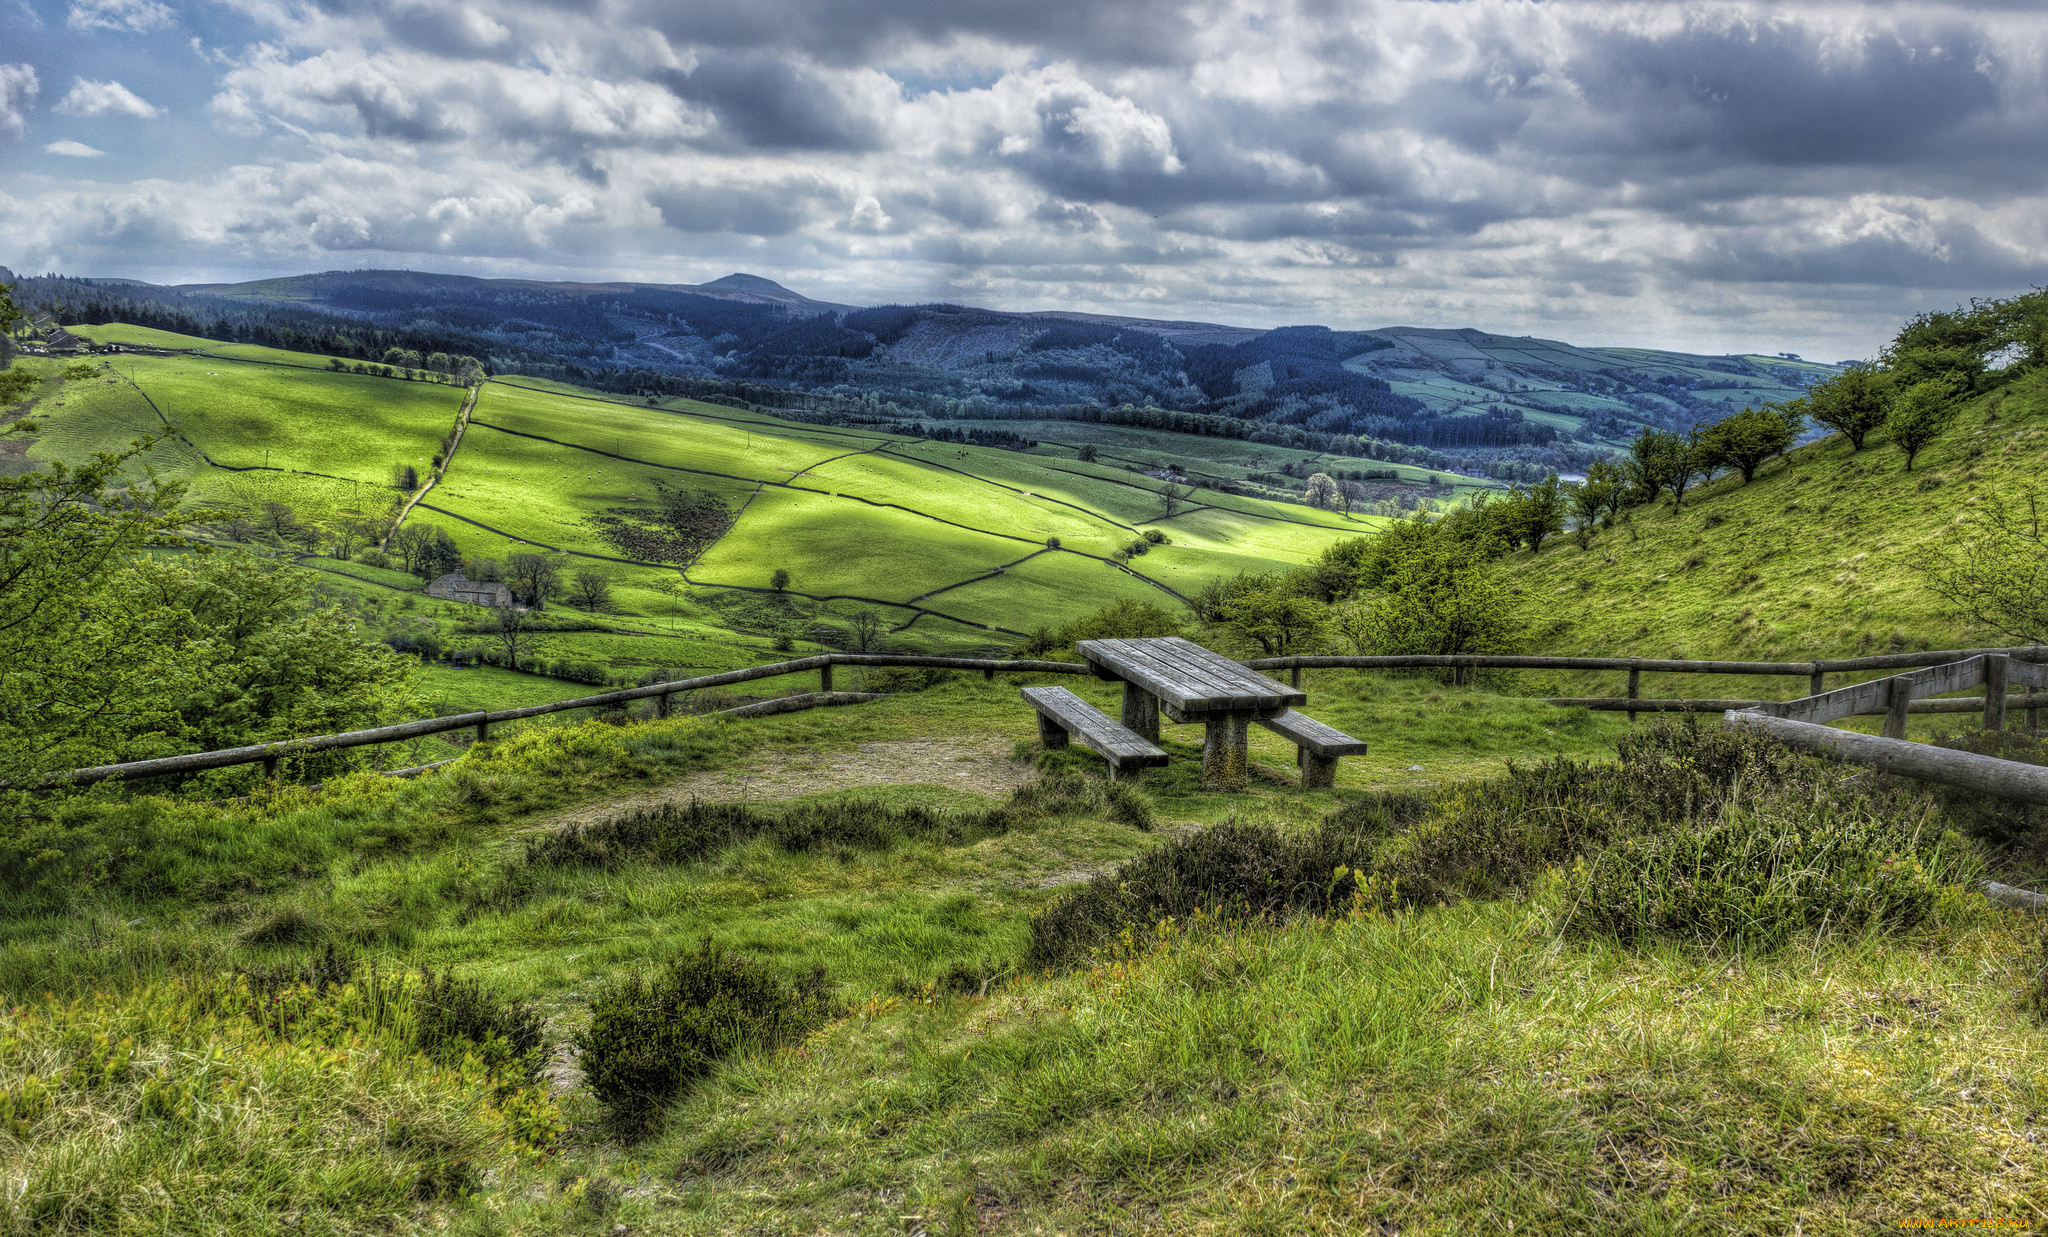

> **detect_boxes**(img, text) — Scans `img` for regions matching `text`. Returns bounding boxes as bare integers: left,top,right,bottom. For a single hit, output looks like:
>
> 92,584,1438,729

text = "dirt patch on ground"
539,737,1036,832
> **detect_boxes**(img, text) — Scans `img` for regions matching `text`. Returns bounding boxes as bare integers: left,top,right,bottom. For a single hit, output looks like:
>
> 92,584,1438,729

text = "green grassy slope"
1503,368,2048,664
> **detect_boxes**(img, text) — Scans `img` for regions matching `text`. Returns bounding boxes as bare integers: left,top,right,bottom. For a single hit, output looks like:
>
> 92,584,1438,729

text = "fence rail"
37,645,2048,790
1725,652,2048,805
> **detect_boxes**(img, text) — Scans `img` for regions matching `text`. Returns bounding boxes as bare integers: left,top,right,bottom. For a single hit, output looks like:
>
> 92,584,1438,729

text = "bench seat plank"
1021,685,1169,774
1257,710,1369,757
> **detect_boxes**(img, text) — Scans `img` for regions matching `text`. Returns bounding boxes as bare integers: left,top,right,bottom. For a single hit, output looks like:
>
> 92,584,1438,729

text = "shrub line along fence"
37,646,2048,790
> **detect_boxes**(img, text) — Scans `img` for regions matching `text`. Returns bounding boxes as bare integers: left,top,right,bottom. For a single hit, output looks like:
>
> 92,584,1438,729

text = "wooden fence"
1724,652,2048,805
38,644,2047,790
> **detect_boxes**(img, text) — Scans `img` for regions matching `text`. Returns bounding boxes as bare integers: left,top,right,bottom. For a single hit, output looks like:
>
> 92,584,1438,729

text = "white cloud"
0,63,37,135
54,78,162,119
45,139,105,156
67,0,176,34
1,0,2047,360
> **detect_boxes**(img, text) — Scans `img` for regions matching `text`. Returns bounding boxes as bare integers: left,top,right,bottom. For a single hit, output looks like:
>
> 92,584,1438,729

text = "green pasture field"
114,353,463,483
690,486,1028,604
64,322,219,350
474,382,859,479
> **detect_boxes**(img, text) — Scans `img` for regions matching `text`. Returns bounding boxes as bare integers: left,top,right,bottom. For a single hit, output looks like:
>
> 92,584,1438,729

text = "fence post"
1627,659,1641,724
657,691,672,720
820,660,834,694
1883,675,1913,740
983,667,995,682
262,755,279,781
1453,660,1466,688
1985,655,2009,733
1290,662,1302,689
1809,662,1825,697
475,717,489,744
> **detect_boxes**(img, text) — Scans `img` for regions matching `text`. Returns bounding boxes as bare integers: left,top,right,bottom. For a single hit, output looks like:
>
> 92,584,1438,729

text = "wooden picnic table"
1077,636,1307,790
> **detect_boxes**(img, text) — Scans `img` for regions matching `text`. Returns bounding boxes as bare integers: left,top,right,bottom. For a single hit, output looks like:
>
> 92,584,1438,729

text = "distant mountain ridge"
12,265,1838,480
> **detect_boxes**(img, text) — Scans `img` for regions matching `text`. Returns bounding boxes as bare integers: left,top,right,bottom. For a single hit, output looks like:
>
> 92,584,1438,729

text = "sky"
1,1,2045,360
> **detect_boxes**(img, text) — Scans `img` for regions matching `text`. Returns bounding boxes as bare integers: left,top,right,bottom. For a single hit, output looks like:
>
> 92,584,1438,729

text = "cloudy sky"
1,1,2045,358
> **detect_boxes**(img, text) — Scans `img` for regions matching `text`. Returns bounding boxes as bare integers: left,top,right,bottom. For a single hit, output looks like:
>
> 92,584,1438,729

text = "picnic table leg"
1120,682,1160,742
1201,713,1249,792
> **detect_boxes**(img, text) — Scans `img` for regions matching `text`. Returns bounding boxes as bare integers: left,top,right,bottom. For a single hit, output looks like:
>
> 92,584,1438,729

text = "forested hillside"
7,267,1834,483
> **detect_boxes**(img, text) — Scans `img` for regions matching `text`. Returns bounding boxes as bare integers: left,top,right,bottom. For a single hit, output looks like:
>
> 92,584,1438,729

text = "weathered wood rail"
1723,653,2048,805
37,645,2047,790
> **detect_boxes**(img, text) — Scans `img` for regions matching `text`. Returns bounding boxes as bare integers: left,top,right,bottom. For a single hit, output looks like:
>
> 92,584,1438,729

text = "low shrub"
1561,789,1981,951
549,660,612,686
863,664,958,692
1026,795,1423,969
522,775,1151,874
578,941,835,1136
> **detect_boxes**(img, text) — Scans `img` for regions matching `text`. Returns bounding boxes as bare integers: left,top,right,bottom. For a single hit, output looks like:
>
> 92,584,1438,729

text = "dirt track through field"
537,737,1036,831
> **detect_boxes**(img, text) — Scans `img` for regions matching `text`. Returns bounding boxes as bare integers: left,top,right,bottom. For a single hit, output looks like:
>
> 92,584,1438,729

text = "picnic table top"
1076,636,1306,715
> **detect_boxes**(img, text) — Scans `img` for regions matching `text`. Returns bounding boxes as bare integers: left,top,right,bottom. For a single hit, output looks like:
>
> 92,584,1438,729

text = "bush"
1026,795,1420,969
550,660,612,686
579,942,835,1135
1563,791,1979,951
863,664,958,693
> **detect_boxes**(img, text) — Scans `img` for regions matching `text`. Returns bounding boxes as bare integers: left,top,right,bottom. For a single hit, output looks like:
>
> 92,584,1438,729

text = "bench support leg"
1120,682,1160,742
1300,750,1338,790
1108,760,1144,784
1036,712,1070,750
1201,713,1249,792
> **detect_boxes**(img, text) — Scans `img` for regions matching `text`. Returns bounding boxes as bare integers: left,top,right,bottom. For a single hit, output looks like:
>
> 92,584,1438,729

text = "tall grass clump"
1031,718,1990,967
0,959,560,1234
524,774,1151,873
1026,794,1423,969
578,941,836,1137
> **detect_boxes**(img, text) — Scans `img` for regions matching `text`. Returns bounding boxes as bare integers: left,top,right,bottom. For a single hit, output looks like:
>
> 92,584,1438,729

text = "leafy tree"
1075,444,1098,462
122,553,419,759
1504,474,1566,552
1018,597,1183,657
848,608,884,652
1332,533,1523,658
1624,428,1676,505
506,551,562,608
1916,484,2048,643
770,567,790,591
258,500,299,540
1697,404,1799,484
1884,303,2000,394
1663,424,1710,509
1158,482,1191,519
569,568,615,613
393,523,460,579
1887,381,1956,472
1567,470,1613,550
0,427,195,803
462,555,502,582
1303,472,1341,510
487,604,538,671
1805,364,1892,451
393,463,420,491
1219,579,1324,656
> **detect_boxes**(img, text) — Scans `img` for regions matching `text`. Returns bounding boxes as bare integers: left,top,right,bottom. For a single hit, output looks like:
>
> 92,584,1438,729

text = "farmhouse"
426,571,512,607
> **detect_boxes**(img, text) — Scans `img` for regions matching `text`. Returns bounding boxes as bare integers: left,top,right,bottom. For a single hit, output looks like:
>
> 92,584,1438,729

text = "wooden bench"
1257,710,1367,789
1021,686,1169,783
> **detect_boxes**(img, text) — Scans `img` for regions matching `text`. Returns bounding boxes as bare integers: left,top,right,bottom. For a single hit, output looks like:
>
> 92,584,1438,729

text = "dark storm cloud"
663,54,889,151
1567,20,2004,166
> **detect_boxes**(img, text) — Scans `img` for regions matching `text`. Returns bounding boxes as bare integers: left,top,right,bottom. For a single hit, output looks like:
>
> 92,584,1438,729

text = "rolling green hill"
1502,365,2048,678
22,327,1412,701
1348,326,1840,449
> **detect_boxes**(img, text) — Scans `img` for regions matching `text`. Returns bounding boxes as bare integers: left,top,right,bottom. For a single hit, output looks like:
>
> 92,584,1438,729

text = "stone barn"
426,571,513,607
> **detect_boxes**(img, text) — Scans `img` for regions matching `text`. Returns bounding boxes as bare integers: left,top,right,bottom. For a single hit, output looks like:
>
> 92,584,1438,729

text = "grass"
0,666,2041,1233
1507,369,2048,672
